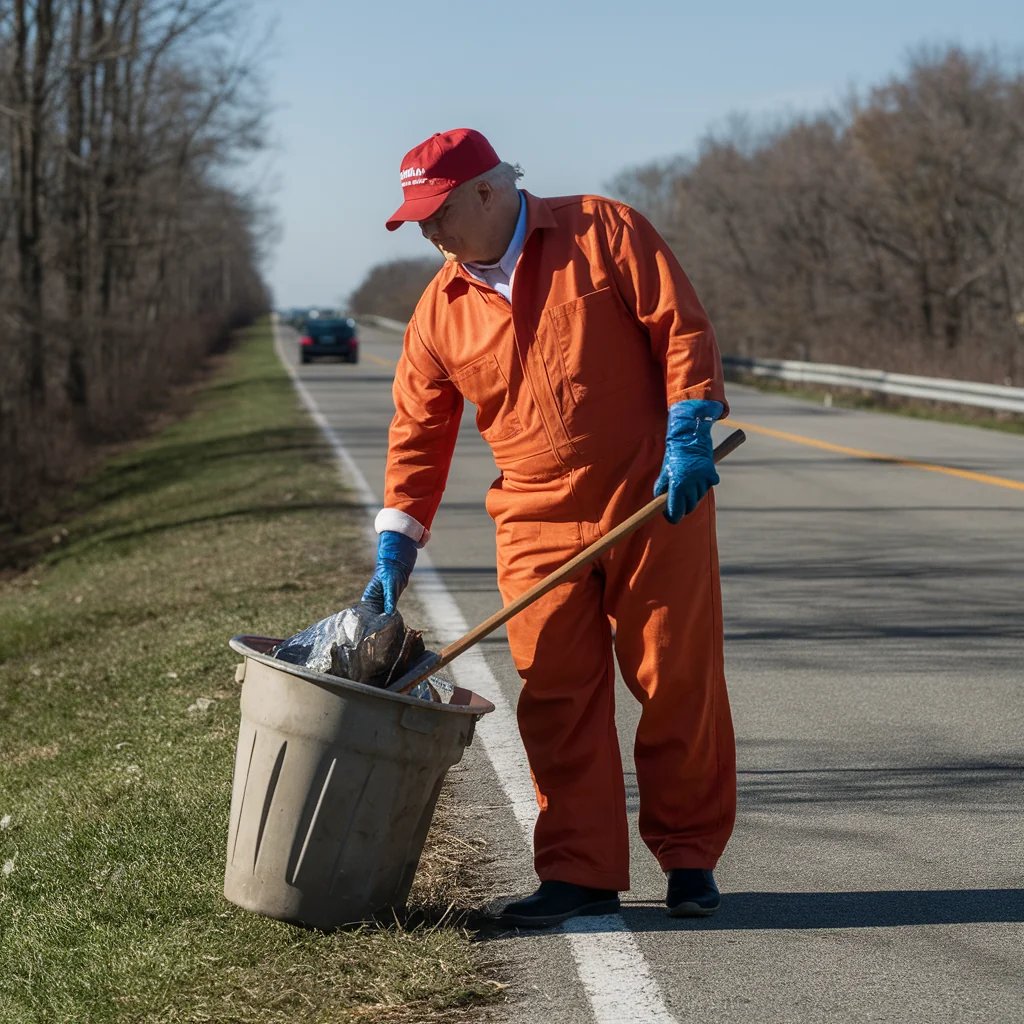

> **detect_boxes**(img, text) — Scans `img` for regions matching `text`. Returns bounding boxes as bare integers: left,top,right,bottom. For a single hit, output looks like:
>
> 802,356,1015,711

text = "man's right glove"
361,530,418,614
654,398,724,523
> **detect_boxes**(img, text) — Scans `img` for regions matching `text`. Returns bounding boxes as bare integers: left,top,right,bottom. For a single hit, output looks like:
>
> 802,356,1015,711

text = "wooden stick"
388,428,746,694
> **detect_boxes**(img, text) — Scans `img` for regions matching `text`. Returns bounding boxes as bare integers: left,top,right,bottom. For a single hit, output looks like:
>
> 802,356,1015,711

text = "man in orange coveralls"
361,127,736,927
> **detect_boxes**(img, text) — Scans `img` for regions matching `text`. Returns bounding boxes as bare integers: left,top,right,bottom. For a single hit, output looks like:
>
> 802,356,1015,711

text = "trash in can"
268,602,453,703
223,633,494,929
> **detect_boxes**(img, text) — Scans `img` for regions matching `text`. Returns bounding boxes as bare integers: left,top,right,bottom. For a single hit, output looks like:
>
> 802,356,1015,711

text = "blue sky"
260,0,1021,308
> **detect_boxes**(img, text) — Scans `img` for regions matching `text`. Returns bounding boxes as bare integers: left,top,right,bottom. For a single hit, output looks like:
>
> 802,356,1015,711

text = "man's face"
418,181,494,264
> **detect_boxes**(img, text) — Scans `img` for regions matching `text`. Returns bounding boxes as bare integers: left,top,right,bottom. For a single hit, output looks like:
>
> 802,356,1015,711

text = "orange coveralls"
384,192,736,890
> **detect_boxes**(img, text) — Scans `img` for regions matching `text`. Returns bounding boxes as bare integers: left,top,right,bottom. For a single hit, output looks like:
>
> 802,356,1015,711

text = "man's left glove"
361,530,418,614
654,399,724,523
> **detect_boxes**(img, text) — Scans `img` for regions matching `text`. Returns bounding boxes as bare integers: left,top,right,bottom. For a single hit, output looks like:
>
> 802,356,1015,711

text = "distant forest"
1,0,271,530
350,47,1024,388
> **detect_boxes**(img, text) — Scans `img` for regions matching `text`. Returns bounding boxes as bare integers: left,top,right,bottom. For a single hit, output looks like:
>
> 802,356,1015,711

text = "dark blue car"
299,318,359,364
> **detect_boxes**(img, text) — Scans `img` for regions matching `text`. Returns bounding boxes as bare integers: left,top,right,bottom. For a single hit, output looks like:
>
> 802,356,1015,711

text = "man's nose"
419,218,437,240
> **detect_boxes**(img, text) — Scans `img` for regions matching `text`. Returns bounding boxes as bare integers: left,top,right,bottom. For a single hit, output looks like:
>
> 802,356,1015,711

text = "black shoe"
499,880,620,928
665,868,720,917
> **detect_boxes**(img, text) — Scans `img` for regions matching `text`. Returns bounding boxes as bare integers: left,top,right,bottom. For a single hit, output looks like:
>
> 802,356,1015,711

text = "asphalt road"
282,320,1023,1024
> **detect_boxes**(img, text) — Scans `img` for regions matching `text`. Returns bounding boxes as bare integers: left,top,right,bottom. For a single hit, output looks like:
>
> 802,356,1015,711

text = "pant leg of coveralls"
603,482,737,871
491,437,735,888
492,495,631,893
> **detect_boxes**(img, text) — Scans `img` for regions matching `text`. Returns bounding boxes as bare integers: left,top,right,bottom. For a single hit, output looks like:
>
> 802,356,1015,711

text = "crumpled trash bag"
270,602,454,703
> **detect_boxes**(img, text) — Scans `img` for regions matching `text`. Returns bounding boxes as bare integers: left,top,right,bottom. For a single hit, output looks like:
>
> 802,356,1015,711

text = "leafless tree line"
350,47,1023,391
1,0,271,530
348,256,441,324
610,46,1024,385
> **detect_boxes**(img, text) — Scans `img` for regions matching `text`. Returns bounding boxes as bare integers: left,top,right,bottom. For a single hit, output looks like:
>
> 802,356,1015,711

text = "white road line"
564,915,680,1024
273,322,679,1024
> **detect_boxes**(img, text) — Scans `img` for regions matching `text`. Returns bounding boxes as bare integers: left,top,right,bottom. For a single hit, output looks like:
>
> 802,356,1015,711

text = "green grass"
0,322,502,1023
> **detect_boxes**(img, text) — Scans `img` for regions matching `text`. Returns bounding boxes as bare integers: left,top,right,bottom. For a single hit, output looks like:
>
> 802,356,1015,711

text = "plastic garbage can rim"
229,634,495,718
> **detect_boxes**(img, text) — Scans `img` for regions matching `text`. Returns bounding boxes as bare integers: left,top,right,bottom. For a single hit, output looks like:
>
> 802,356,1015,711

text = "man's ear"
474,180,494,210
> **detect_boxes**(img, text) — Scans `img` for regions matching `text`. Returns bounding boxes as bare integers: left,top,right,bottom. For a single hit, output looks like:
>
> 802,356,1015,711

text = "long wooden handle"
389,428,746,694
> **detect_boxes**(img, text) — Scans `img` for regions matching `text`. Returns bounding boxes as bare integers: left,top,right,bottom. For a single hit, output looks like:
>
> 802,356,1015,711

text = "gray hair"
476,161,524,191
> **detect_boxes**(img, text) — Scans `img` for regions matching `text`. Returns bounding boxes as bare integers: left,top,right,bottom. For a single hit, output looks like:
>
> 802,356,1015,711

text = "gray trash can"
224,634,495,929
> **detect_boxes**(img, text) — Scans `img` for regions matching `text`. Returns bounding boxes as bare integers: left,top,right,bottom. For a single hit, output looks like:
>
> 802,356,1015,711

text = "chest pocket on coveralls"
546,287,637,405
449,353,522,443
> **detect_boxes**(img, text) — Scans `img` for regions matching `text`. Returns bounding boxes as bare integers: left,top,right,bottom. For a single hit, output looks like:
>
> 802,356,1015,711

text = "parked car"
298,317,359,364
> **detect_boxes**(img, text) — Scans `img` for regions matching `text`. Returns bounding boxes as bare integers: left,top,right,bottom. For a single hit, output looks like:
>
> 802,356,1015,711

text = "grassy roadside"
0,321,502,1023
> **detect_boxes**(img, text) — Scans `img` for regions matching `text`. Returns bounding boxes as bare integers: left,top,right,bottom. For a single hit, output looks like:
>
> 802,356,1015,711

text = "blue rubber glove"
654,399,724,523
361,530,418,614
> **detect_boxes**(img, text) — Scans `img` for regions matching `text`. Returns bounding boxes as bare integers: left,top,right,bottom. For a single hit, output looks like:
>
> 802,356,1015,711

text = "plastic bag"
270,602,454,703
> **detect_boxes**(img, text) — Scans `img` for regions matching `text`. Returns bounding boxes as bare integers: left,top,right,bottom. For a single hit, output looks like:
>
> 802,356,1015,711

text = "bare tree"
349,257,443,322
608,46,1024,383
0,0,272,532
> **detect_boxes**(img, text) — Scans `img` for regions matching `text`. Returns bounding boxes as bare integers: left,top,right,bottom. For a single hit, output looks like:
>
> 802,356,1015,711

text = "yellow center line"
727,419,1024,493
364,352,397,369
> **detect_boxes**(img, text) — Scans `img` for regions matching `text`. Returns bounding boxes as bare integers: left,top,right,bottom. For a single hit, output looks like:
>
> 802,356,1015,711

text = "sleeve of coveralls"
381,315,464,535
606,204,729,417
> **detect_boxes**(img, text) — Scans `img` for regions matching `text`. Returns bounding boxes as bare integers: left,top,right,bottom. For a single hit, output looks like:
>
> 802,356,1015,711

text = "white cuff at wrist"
374,508,430,547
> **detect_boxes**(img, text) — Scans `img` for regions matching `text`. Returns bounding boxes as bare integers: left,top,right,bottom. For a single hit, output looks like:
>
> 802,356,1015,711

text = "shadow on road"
461,887,1024,939
615,887,1024,930
321,886,1024,941
447,886,1024,943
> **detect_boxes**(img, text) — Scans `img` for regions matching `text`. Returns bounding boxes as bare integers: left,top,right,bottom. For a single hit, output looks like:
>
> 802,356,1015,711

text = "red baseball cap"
385,128,500,231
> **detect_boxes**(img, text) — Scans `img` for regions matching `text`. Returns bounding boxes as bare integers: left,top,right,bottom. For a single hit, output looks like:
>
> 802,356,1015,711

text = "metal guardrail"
724,355,1024,415
358,313,1024,415
358,314,408,334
